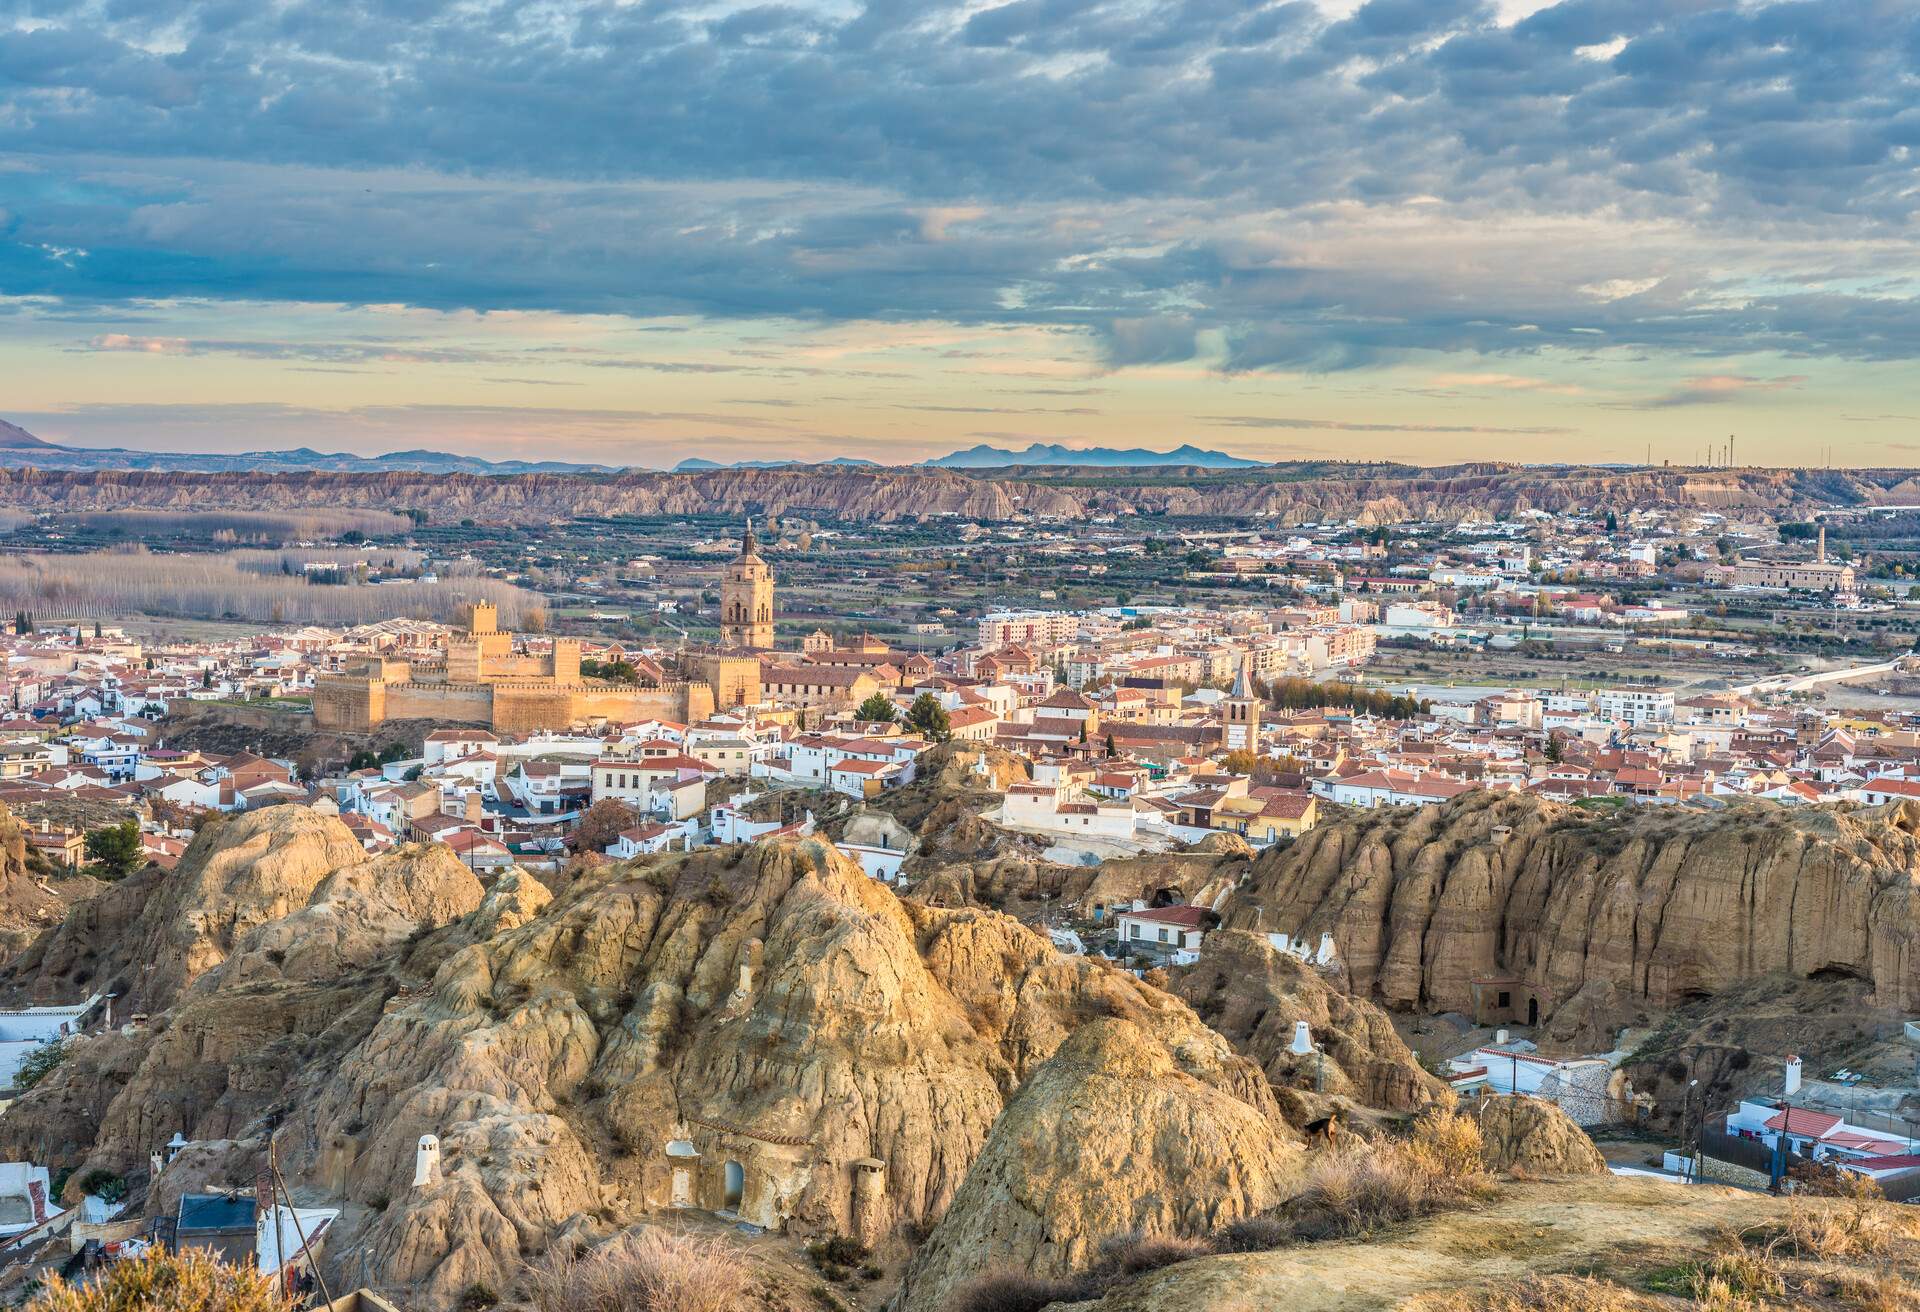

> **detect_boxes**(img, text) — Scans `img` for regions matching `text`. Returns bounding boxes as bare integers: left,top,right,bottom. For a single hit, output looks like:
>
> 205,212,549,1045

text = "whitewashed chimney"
1315,933,1337,965
1784,1055,1802,1097
413,1134,441,1189
1495,1029,1509,1045
1290,1021,1314,1055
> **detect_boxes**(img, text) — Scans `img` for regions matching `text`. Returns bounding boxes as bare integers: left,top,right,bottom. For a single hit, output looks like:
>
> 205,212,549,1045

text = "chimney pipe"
1784,1055,1802,1097
1290,1021,1314,1055
413,1134,441,1189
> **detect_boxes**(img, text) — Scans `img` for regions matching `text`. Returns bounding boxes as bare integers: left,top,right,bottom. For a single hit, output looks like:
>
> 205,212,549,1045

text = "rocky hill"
8,798,1919,1311
0,462,1911,526
1169,930,1449,1124
889,1016,1296,1312
0,809,1293,1308
1221,791,1920,1049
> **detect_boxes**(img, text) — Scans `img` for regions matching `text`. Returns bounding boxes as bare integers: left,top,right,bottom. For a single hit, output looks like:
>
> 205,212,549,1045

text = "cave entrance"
1527,996,1539,1027
723,1160,744,1212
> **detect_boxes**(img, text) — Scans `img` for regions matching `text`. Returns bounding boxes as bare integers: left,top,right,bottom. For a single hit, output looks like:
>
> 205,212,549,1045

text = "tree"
28,1240,286,1312
84,821,145,879
571,799,640,854
1221,748,1259,776
905,693,951,743
855,692,898,724
1105,732,1116,758
15,1039,66,1091
1544,734,1563,763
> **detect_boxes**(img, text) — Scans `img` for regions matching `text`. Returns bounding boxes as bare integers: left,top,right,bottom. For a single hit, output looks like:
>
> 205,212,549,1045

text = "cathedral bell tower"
720,519,776,650
1221,656,1263,754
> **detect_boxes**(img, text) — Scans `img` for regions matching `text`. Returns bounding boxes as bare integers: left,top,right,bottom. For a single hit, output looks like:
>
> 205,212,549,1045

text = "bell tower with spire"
1221,655,1263,754
720,518,776,650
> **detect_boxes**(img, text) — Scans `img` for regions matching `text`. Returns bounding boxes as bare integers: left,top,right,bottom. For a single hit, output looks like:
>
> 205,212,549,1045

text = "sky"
1,0,1917,470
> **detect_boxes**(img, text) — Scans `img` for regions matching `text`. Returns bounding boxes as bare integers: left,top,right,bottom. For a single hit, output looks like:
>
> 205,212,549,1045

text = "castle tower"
720,519,776,650
1221,656,1263,754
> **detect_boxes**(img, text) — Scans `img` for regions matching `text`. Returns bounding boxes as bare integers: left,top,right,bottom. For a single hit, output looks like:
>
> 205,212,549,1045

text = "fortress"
313,601,754,735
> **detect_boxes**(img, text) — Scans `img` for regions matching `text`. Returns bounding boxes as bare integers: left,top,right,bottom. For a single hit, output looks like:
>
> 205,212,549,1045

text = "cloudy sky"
2,0,1916,468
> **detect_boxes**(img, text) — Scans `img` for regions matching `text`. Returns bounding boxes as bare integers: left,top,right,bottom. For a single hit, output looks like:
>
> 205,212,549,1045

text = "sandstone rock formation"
1223,791,1920,1045
889,1016,1297,1312
1170,930,1448,1123
1472,1096,1607,1177
302,836,1283,1305
0,461,1904,527
0,803,74,964
0,808,485,1201
0,806,375,1011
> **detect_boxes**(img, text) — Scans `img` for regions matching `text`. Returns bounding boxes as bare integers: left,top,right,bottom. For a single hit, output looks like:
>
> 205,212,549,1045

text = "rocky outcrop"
1170,930,1448,1122
0,803,74,964
265,834,1271,1307
0,811,484,1199
888,1016,1296,1312
1222,792,1920,1045
0,462,1902,526
1473,1096,1606,1177
0,806,375,1011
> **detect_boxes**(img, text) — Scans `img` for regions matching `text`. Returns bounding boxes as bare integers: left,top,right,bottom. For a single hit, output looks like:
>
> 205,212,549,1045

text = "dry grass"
1775,1194,1915,1261
1831,1268,1920,1312
1094,1234,1212,1276
1288,1108,1497,1241
28,1244,287,1312
524,1228,751,1312
1412,1274,1658,1311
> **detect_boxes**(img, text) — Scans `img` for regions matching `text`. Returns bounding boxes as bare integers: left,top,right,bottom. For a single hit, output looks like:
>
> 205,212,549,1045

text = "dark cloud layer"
2,0,1917,367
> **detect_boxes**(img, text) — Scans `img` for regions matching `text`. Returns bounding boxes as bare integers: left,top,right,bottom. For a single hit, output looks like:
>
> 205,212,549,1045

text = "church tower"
720,519,776,650
1221,656,1263,754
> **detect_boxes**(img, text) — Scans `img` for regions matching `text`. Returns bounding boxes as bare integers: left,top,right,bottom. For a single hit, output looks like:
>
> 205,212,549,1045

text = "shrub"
458,1285,496,1311
1094,1233,1210,1276
1287,1110,1495,1242
1212,1216,1289,1253
75,1171,126,1204
26,1243,286,1312
946,1271,1099,1312
15,1040,67,1091
806,1235,868,1268
524,1229,752,1312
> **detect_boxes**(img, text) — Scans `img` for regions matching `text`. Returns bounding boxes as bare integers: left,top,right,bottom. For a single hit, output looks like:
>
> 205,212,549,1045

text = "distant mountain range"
672,456,880,471
0,422,1267,474
0,421,613,475
921,442,1267,469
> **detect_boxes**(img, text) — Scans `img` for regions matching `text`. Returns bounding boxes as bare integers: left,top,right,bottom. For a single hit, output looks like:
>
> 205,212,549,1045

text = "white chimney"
413,1134,441,1189
1495,1029,1509,1045
1784,1055,1802,1097
1315,933,1337,965
1290,1021,1314,1055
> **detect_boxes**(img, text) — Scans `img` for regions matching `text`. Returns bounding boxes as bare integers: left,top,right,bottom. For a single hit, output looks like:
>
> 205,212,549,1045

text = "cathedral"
720,519,776,650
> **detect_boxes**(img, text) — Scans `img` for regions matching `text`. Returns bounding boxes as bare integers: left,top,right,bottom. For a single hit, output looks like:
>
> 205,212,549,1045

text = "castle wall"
313,676,381,731
701,656,762,709
383,681,496,725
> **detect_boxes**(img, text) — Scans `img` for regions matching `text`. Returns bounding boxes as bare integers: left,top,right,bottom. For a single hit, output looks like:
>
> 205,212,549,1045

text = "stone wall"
317,672,716,735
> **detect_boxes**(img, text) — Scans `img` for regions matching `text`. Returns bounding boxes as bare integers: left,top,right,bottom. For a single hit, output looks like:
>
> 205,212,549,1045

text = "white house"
607,819,698,858
1114,903,1209,965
